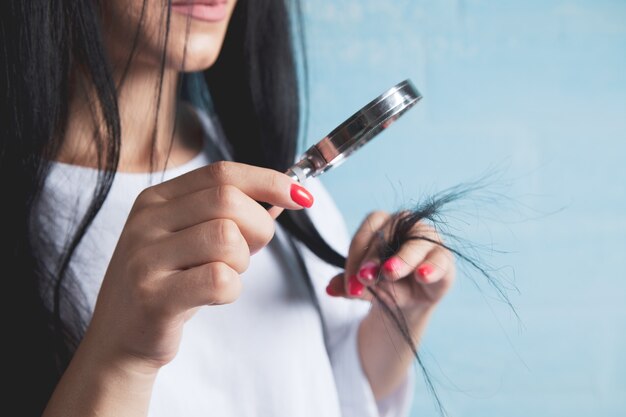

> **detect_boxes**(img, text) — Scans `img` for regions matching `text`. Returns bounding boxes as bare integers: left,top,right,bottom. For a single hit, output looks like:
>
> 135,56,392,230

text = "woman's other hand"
325,210,455,314
324,210,455,399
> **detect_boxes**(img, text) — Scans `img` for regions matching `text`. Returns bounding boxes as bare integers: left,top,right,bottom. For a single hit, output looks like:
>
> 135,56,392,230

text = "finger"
163,262,242,312
380,226,440,281
155,185,275,253
349,211,414,286
154,161,314,210
414,247,453,284
147,219,250,273
326,273,373,302
344,211,390,294
325,273,347,297
267,206,284,220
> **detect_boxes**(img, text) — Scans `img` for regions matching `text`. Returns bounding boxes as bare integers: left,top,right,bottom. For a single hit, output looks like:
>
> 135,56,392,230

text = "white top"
32,111,414,417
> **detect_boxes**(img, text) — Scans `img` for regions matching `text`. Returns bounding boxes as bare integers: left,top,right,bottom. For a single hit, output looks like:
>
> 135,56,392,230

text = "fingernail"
382,257,402,276
326,284,338,296
290,183,314,208
417,263,435,282
348,275,364,296
357,261,379,282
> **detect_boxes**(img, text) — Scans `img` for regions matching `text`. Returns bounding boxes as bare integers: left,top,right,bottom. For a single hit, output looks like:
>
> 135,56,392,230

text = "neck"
59,64,203,172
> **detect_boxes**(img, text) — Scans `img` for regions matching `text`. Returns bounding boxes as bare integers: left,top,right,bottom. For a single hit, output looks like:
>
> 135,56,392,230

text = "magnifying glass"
285,79,422,183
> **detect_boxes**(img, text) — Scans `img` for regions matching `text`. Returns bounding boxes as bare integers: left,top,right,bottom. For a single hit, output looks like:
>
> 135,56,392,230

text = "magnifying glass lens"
286,79,421,183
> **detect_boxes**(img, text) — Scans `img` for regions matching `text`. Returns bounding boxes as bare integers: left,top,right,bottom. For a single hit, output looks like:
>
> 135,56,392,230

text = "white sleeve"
294,178,415,417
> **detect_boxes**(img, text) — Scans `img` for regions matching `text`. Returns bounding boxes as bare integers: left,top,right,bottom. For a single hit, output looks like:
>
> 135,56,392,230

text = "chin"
103,0,236,74
164,2,236,72
167,31,224,72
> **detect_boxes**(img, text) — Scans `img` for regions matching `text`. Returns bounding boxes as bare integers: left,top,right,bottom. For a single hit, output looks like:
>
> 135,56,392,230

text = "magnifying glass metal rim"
286,79,422,183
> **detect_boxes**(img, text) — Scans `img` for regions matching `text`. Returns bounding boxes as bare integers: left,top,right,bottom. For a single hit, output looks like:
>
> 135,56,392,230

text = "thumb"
268,206,284,220
325,273,347,297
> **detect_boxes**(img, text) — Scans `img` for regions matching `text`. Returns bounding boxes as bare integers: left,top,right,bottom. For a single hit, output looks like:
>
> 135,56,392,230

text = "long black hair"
2,0,118,415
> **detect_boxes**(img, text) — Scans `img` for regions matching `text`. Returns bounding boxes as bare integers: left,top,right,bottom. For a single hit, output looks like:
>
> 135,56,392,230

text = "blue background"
302,1,626,416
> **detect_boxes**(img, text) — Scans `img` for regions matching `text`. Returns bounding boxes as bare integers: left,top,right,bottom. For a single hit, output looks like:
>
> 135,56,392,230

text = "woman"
1,1,455,416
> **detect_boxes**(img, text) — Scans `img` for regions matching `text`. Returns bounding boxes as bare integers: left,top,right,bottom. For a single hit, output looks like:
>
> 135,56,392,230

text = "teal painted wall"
303,1,626,415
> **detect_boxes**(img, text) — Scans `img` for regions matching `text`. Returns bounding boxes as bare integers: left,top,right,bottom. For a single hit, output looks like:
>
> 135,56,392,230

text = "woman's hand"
325,210,455,400
84,161,314,373
325,210,455,315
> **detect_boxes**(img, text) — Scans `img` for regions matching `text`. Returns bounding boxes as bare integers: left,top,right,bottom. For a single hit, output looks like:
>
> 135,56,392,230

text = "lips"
171,0,228,23
171,0,226,5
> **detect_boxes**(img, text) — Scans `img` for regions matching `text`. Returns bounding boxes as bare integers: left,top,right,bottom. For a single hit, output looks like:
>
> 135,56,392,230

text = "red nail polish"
348,275,364,296
290,183,314,208
417,264,435,281
382,257,402,275
326,284,338,296
357,261,379,281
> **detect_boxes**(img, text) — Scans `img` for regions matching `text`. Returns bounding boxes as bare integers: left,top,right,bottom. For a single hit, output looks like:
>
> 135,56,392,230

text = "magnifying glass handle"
284,159,316,183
